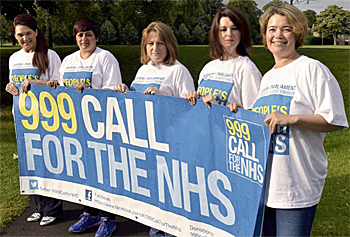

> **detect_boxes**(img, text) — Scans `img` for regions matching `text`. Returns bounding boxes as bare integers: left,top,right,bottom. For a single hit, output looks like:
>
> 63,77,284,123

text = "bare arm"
265,112,344,135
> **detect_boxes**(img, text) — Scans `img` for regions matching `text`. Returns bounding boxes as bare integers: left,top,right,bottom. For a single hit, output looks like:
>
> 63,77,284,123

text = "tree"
0,14,12,45
303,9,316,29
314,5,350,45
228,0,262,44
100,20,117,45
0,0,35,45
193,25,206,45
121,21,138,45
177,23,191,45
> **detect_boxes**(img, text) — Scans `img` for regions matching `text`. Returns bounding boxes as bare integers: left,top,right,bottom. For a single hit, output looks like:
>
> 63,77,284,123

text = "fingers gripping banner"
13,85,270,237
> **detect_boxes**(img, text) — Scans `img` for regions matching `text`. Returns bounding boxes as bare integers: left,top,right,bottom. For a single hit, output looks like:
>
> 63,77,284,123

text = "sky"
225,0,350,13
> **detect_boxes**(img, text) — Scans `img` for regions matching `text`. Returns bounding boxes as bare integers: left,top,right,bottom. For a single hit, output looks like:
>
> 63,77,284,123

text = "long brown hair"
12,14,49,75
209,5,252,60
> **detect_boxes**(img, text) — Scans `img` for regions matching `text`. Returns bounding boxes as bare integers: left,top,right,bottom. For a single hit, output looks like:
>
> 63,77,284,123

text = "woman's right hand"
113,83,129,93
73,82,87,93
184,91,199,105
5,82,19,96
47,80,60,89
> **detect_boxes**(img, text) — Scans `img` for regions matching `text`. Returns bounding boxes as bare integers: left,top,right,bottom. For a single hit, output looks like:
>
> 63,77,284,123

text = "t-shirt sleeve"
313,63,348,128
101,51,122,89
240,62,262,109
48,50,61,81
175,66,195,97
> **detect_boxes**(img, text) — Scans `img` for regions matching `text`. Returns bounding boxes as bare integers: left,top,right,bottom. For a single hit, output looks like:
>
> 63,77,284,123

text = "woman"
60,18,122,237
5,14,62,226
251,4,348,236
184,5,261,110
114,21,195,237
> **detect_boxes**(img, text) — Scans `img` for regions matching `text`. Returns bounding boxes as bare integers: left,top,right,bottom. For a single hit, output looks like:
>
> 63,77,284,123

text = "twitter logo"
29,180,38,190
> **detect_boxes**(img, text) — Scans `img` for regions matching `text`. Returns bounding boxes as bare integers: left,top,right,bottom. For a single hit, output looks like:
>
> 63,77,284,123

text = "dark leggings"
83,206,115,219
33,195,62,217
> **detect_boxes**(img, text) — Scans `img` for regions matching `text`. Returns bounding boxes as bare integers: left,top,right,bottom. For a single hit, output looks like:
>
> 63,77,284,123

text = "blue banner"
13,85,270,237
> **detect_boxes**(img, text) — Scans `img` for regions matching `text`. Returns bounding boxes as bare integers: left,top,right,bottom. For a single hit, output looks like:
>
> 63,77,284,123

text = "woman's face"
76,30,97,54
266,14,297,59
219,17,241,57
146,31,167,65
15,25,37,53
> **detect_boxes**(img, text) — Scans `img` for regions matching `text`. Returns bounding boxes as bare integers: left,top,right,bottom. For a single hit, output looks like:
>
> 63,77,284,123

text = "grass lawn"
0,45,349,236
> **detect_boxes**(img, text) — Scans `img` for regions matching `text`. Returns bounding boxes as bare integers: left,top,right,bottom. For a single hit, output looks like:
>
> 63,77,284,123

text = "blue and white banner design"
14,85,270,237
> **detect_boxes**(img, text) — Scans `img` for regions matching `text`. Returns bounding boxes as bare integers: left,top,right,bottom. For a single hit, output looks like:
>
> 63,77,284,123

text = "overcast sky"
224,0,350,13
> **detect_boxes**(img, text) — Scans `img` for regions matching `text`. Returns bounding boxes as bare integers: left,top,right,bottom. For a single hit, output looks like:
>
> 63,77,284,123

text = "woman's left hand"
74,82,87,93
144,87,160,95
202,94,217,108
21,79,31,93
264,112,293,134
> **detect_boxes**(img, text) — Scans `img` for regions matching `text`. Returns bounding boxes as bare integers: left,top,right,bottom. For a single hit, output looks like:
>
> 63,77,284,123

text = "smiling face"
146,31,167,65
219,17,241,58
15,25,37,53
76,30,97,57
266,14,297,60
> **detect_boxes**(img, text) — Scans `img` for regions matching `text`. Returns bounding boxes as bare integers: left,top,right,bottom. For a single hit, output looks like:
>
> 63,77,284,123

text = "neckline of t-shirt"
272,55,305,71
217,55,244,63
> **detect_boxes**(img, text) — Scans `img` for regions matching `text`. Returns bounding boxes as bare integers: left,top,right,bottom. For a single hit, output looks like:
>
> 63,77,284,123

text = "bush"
308,36,333,45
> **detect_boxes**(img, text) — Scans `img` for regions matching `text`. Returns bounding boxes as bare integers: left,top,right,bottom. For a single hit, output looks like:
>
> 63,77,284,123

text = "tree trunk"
333,33,337,45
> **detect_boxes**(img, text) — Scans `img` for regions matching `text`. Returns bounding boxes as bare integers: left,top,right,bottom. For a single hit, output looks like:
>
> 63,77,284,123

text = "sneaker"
95,217,116,237
68,212,101,233
40,216,58,226
27,212,42,222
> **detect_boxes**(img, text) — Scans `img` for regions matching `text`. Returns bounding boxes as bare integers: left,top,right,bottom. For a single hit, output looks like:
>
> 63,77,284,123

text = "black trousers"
83,206,115,219
33,195,62,217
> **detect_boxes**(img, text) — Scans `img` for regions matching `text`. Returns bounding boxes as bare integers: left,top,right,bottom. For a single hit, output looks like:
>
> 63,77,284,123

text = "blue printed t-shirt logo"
11,68,40,84
85,189,92,201
62,71,93,88
197,73,234,106
130,76,163,92
29,179,39,189
252,94,292,155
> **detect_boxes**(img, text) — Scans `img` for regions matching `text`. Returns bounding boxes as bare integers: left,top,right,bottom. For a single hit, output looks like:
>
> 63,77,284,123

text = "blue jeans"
149,228,174,237
263,205,317,236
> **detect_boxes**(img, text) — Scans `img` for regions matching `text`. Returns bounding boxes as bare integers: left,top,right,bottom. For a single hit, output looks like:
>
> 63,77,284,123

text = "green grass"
0,45,349,236
0,107,29,233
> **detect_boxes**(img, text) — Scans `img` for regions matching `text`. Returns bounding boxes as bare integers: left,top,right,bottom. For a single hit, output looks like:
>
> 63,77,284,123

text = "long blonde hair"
140,22,178,65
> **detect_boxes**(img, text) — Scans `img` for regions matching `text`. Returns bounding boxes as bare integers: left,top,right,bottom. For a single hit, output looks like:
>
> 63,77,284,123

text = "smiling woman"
5,13,63,227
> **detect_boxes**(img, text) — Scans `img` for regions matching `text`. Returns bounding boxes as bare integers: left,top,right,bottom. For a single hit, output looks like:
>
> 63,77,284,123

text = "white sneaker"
27,212,42,222
40,216,57,226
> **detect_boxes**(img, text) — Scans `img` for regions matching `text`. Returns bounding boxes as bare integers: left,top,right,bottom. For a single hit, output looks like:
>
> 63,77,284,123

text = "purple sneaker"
68,212,101,233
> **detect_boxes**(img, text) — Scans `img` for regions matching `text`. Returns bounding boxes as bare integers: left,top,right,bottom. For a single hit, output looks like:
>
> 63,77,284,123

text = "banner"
13,85,270,237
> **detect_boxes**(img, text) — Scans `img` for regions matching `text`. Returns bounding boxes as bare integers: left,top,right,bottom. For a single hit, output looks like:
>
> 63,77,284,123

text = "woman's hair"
259,3,308,49
73,18,100,41
209,5,252,60
12,14,49,75
140,22,178,65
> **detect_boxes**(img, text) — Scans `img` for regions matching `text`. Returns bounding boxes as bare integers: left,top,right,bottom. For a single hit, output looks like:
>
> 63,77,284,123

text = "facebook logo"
29,180,38,190
85,190,92,201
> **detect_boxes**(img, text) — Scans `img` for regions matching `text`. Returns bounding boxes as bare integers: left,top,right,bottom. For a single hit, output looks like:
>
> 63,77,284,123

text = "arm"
21,79,58,93
264,112,344,135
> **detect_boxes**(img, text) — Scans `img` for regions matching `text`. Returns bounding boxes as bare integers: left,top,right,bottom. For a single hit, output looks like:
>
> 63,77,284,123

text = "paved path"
3,198,150,236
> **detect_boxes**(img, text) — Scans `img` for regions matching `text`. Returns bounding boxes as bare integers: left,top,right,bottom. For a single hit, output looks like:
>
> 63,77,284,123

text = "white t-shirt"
252,55,348,208
59,47,122,89
197,56,261,108
9,48,61,84
131,60,195,97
